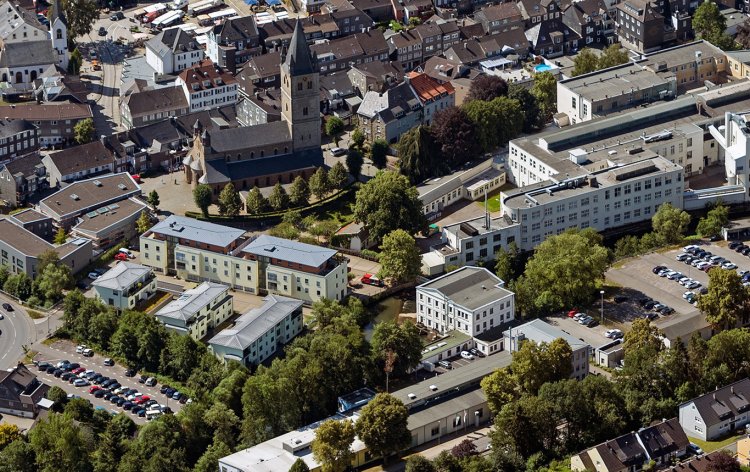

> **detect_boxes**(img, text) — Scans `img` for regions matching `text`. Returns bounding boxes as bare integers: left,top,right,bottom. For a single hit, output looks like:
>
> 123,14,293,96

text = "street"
0,296,33,370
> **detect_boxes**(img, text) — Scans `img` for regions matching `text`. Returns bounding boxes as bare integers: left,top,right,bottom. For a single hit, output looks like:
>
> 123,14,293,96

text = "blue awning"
266,0,281,6
245,0,257,5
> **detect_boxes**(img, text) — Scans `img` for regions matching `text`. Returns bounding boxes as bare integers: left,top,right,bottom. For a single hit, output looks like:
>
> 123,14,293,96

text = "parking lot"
33,340,186,424
545,315,612,349
606,240,750,329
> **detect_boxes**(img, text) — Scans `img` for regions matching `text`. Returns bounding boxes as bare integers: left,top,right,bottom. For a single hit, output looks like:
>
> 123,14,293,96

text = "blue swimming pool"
535,63,552,72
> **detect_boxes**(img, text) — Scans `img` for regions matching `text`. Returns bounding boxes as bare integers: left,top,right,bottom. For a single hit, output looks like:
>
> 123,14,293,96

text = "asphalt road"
0,296,34,371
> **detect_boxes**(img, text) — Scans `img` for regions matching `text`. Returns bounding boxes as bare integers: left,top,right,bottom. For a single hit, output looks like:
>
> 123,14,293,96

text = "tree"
203,403,240,448
217,182,242,217
697,201,729,238
289,176,311,207
0,266,9,289
4,273,33,301
531,71,557,122
431,107,480,167
693,1,727,41
371,320,423,382
370,139,389,169
73,118,94,144
491,395,559,459
406,455,436,472
193,441,232,472
467,75,508,102
624,318,663,352
705,450,741,472
346,147,364,181
36,263,72,303
353,171,428,244
737,18,750,49
481,368,518,415
62,0,99,39
193,184,213,218
451,439,478,459
495,242,520,283
597,44,630,69
54,227,67,245
378,229,422,284
0,440,36,472
29,413,92,472
513,229,609,316
136,211,152,234
652,203,691,244
698,267,750,330
328,162,348,190
268,182,290,211
508,84,543,132
312,419,356,472
572,48,600,76
309,167,331,200
289,458,311,472
245,186,266,215
325,117,345,145
355,393,411,462
351,128,365,149
398,125,442,184
67,48,82,75
146,190,160,211
0,424,21,451
37,250,61,277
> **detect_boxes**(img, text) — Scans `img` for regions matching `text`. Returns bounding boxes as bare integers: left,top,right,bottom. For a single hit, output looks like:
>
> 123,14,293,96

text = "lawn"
690,432,745,453
474,192,502,212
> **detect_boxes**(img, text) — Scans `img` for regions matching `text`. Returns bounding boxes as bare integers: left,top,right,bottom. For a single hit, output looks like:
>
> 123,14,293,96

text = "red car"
134,395,150,405
361,273,384,287
566,309,578,318
72,367,86,374
114,252,128,262
89,385,101,394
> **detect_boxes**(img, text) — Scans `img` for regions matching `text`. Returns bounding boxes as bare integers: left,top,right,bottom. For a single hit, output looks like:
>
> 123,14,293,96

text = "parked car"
76,344,87,353
361,273,384,287
145,377,157,387
94,389,106,398
614,295,628,303
36,362,50,371
644,312,659,320
585,318,599,327
110,11,124,20
61,372,74,381
98,26,107,36
644,300,656,310
160,385,171,394
460,351,474,360
330,147,346,157
82,348,94,357
729,241,742,249
124,368,136,377
688,443,704,456
114,252,129,262
652,265,666,274
723,262,738,270
438,360,452,369
74,379,90,387
469,348,485,358
103,358,114,366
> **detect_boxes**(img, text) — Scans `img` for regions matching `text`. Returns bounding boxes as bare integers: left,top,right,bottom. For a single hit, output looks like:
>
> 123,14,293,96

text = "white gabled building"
154,281,233,340
416,266,515,338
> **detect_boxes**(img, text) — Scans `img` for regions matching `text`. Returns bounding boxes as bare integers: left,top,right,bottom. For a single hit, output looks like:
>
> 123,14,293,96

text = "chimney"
100,135,107,146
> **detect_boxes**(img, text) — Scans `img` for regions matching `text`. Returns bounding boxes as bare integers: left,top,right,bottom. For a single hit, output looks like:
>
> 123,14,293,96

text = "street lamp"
600,290,605,324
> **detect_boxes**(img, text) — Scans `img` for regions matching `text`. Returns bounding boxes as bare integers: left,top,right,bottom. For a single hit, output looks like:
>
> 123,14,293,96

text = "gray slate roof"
0,119,36,139
212,16,259,43
208,295,302,350
43,141,113,176
0,41,58,68
147,28,200,58
92,262,152,291
243,234,337,268
156,282,229,322
124,86,188,117
418,266,512,311
207,120,290,153
201,147,322,185
283,19,316,76
682,378,750,426
150,215,245,248
357,80,421,123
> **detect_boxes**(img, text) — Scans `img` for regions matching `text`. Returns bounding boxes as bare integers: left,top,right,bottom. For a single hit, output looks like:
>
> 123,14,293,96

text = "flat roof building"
505,319,591,379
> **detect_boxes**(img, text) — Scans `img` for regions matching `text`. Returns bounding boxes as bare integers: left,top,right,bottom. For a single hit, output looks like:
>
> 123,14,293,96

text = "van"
82,348,94,357
438,360,452,369
146,409,162,420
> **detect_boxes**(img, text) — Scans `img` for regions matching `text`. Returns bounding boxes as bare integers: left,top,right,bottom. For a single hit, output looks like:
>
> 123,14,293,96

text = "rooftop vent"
429,385,438,391
264,246,277,252
70,193,80,200
118,183,127,190
94,180,102,187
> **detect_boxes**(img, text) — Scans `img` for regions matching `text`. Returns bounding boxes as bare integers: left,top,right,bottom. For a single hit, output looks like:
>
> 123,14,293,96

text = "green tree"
62,0,99,39
495,241,520,283
311,419,356,472
289,176,311,207
513,229,609,316
693,1,727,41
351,128,365,149
73,118,94,144
54,227,67,244
398,125,442,184
597,44,630,69
309,167,331,200
491,395,559,459
193,184,213,218
68,48,83,75
36,250,61,277
378,229,421,284
370,139,389,169
269,222,300,240
0,440,36,472
146,190,160,211
159,332,202,382
531,71,557,122
698,267,750,330
325,117,345,145
355,393,411,462
192,441,231,472
353,171,428,244
4,273,33,300
371,320,423,380
0,266,9,289
346,147,364,181
652,203,691,244
508,84,543,132
289,458,311,472
467,74,508,102
203,402,240,448
328,162,348,190
308,220,339,244
624,318,663,352
311,298,349,328
29,413,92,472
217,182,242,217
572,48,600,76
36,263,72,303
481,368,518,415
405,455,436,472
431,107,480,167
268,182,290,211
136,211,152,234
245,186,266,215
697,201,729,238
614,234,642,259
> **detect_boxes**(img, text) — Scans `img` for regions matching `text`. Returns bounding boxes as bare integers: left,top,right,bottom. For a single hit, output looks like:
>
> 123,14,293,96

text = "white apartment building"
154,282,233,340
176,59,238,112
504,319,590,380
145,28,204,75
416,266,515,338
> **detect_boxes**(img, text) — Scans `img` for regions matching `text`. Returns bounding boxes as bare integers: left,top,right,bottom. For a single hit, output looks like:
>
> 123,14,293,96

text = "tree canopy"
371,320,423,379
193,185,213,218
311,419,355,472
531,71,557,122
467,75,508,102
397,126,443,184
697,201,729,238
430,107,480,167
355,393,411,461
697,267,750,330
652,203,691,244
217,183,242,217
378,229,422,284
61,0,99,39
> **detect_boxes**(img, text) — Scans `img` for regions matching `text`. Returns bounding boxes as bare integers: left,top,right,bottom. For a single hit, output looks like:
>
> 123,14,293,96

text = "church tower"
280,20,321,152
49,0,68,70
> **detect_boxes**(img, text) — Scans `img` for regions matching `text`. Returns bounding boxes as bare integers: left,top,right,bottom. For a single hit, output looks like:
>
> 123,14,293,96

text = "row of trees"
571,44,630,77
613,202,691,259
0,251,72,308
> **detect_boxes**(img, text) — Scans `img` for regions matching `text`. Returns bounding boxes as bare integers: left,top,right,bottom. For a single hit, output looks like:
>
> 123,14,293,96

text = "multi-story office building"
154,282,233,340
416,267,515,338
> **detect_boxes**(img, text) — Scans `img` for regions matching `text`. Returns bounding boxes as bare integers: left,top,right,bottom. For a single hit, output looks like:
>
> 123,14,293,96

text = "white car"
696,261,709,269
722,262,738,270
460,351,474,360
76,345,87,353
687,281,701,289
87,272,100,279
605,329,623,338
573,313,585,321
73,379,90,387
683,245,699,252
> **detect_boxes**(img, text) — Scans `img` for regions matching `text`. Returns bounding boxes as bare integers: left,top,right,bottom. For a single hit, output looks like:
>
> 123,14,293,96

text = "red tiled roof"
178,59,237,93
406,71,455,103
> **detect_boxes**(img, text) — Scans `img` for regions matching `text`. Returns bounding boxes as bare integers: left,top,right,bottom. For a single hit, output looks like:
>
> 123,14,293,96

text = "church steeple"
283,20,316,76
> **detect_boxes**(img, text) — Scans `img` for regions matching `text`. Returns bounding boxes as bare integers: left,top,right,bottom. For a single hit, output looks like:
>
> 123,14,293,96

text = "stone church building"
183,20,323,196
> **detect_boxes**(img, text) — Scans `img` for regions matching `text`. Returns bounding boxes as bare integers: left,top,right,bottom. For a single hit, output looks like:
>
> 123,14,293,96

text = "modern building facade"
92,262,157,311
154,282,233,340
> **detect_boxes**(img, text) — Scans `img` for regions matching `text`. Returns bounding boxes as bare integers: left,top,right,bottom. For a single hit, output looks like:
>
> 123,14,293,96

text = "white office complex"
416,267,515,338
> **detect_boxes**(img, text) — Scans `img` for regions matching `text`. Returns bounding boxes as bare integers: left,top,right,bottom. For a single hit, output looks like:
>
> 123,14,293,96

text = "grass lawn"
26,309,45,320
690,432,745,453
474,192,502,212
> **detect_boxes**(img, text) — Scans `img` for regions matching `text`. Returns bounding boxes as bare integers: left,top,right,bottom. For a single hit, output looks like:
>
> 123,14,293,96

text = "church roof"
284,19,316,76
201,147,322,185
49,0,66,26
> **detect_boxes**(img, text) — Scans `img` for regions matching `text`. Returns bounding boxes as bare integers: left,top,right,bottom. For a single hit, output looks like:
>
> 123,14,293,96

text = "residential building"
70,197,149,250
92,262,157,311
443,29,530,67
235,51,281,94
561,0,613,47
9,208,54,239
237,88,281,127
38,172,141,230
0,363,49,418
139,215,246,274
349,0,393,22
208,294,303,365
516,0,560,27
182,21,323,192
524,18,580,58
145,28,204,75
474,3,524,34
42,140,115,187
504,318,590,379
668,451,745,472
0,103,92,147
678,378,750,441
347,60,403,95
571,418,689,471
0,119,39,162
0,151,46,208
176,59,238,112
120,86,189,129
311,30,389,75
259,11,372,51
416,266,515,340
615,0,666,54
0,217,92,278
206,16,261,74
154,282,233,340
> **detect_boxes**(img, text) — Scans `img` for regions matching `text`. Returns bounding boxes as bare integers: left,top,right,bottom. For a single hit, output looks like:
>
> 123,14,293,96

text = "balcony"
125,272,156,297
